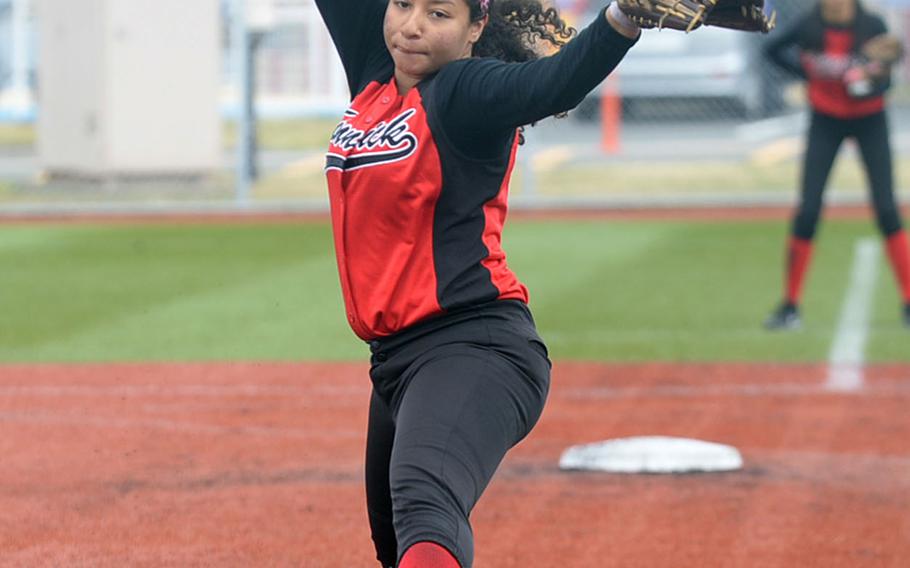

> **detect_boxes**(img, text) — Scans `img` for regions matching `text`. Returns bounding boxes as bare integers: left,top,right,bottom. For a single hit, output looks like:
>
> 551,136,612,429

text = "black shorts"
365,300,551,568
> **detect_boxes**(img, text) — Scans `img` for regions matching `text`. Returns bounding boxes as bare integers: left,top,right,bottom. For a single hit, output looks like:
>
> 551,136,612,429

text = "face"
820,0,855,14
384,0,486,87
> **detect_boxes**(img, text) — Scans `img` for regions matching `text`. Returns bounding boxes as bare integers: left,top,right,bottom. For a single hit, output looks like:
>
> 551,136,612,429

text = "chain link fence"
0,0,907,214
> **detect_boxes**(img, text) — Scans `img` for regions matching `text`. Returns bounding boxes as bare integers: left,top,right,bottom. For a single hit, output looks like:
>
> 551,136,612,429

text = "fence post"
600,74,621,155
232,0,252,205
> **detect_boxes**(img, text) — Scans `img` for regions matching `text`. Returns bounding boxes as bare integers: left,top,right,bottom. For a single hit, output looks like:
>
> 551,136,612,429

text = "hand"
615,0,713,32
862,34,904,66
704,0,775,34
606,2,641,39
616,0,775,34
844,65,873,98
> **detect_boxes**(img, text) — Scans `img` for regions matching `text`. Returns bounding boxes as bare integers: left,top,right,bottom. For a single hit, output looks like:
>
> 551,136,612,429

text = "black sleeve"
430,7,637,151
868,14,889,37
865,15,894,98
764,16,808,80
315,0,392,97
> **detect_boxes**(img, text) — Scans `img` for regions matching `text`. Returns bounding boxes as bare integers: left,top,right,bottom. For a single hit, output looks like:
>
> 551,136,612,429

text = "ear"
468,15,487,44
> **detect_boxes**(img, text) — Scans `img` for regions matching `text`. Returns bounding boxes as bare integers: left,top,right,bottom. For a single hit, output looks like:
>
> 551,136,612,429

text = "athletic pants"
793,110,902,239
365,300,551,568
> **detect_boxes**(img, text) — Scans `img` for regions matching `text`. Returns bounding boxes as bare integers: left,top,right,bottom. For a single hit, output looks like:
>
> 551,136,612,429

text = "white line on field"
827,238,880,392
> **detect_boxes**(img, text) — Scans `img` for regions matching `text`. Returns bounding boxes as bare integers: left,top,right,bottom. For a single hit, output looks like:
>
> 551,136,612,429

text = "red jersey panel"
806,29,884,119
480,141,527,299
325,79,528,340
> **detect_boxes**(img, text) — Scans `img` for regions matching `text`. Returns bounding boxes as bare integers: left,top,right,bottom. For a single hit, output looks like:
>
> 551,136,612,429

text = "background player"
763,0,909,330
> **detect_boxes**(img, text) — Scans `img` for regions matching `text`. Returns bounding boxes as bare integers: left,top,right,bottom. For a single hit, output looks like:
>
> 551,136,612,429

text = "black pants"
793,110,902,240
365,300,551,568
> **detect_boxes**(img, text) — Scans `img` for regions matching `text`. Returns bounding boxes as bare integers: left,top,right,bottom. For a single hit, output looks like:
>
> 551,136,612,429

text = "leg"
390,345,548,568
887,229,910,305
855,112,901,237
785,236,814,306
792,112,846,240
854,112,910,306
788,113,846,299
767,113,846,329
366,389,399,568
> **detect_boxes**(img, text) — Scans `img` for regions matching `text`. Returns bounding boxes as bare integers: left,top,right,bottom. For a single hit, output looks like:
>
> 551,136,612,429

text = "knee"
792,212,819,240
390,462,468,531
390,465,474,567
876,208,903,237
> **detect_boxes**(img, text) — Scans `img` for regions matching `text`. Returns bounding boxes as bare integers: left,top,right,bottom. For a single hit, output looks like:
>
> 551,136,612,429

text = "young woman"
764,0,909,330
313,0,641,565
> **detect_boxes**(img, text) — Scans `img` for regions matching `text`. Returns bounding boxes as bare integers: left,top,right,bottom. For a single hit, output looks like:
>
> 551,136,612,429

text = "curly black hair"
464,0,577,140
470,0,576,61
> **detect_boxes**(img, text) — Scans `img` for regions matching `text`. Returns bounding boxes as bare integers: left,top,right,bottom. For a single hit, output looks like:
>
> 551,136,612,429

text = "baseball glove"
862,34,905,66
704,0,776,33
616,0,775,33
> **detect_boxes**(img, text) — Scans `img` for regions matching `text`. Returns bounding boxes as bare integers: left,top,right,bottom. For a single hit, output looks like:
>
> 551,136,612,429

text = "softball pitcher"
315,0,772,566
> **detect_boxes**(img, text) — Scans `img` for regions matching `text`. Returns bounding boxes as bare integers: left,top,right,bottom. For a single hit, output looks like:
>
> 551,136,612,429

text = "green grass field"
1,218,906,363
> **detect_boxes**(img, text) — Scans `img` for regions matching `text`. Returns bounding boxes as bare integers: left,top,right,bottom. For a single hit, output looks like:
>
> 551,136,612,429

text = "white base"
559,436,743,474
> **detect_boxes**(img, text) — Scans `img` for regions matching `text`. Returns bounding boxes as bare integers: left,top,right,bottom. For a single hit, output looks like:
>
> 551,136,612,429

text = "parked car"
573,3,789,121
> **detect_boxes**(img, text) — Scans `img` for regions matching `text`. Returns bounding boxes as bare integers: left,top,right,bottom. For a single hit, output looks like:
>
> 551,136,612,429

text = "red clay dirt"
2,361,909,567
0,203,890,225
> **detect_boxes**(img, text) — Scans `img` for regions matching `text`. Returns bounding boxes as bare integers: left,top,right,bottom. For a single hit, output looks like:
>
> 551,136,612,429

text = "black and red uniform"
765,1,910,310
315,0,635,566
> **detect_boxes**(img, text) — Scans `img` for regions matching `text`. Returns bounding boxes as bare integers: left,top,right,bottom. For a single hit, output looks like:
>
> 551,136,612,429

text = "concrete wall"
36,0,220,177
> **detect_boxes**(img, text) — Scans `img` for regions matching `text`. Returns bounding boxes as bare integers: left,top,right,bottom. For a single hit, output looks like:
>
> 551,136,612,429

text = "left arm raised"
434,6,638,147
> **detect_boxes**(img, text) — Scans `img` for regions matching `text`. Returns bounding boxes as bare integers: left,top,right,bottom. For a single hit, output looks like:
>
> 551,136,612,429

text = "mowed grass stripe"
510,221,845,362
1,219,906,363
1,224,346,362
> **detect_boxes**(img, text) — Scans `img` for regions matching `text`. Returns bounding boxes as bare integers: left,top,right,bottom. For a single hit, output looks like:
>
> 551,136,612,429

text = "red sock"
886,230,910,303
786,236,814,305
398,542,460,568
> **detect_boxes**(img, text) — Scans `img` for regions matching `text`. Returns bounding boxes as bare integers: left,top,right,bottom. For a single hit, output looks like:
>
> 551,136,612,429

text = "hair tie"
479,0,491,17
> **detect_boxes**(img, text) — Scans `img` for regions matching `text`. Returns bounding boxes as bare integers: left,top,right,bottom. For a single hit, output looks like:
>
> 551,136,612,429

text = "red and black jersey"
316,0,635,340
765,5,891,119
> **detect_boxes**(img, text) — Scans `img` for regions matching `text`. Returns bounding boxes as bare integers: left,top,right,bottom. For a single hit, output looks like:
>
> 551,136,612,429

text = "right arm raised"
315,0,392,97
